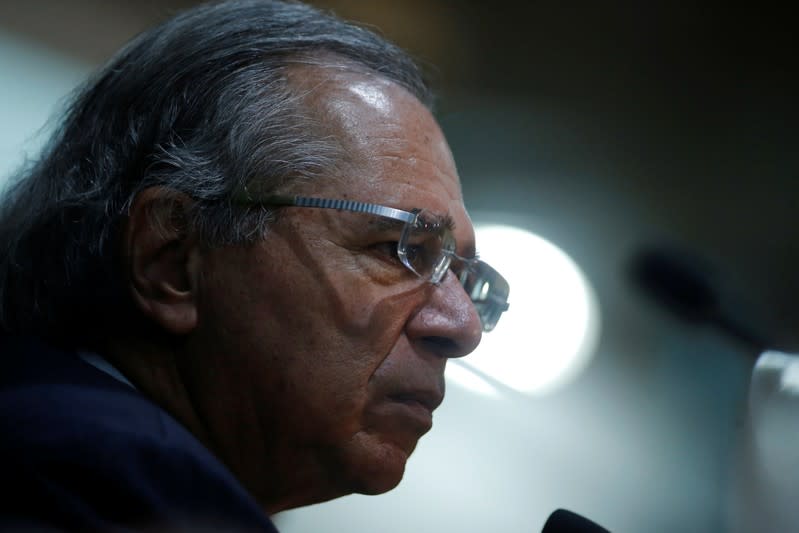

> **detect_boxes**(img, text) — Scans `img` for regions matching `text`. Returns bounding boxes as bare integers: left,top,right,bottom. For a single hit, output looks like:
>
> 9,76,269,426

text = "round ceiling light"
447,223,600,395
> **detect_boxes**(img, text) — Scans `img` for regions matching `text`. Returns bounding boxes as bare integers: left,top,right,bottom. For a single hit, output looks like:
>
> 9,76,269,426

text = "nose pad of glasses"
430,247,455,284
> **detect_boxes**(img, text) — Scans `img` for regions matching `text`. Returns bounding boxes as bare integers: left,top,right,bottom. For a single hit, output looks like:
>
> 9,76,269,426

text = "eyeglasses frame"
234,193,509,331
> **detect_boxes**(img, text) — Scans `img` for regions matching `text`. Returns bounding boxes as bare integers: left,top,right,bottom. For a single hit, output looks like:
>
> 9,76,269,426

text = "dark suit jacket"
0,336,278,532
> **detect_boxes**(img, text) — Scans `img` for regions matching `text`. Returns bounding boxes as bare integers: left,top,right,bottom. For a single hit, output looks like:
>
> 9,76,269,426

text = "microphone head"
628,244,772,351
542,509,610,533
628,245,719,324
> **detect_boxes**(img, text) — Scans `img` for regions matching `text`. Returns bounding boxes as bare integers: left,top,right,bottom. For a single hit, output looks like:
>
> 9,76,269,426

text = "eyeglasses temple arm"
252,194,417,224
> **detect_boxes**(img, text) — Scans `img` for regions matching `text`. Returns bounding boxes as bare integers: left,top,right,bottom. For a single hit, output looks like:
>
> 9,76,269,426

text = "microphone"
628,245,771,352
541,509,610,532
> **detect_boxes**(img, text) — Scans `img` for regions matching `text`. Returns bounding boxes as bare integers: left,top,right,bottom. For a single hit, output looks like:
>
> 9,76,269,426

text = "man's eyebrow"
365,211,455,232
418,212,455,233
438,213,456,231
367,216,405,232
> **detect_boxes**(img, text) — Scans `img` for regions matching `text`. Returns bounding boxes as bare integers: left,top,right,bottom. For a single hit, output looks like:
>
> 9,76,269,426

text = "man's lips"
387,390,443,412
362,388,444,452
381,390,443,429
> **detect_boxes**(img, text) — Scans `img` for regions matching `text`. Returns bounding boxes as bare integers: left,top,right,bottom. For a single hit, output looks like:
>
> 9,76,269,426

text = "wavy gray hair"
0,0,432,345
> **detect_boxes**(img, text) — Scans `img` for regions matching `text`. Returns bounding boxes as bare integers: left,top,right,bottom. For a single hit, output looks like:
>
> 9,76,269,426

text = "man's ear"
124,186,201,335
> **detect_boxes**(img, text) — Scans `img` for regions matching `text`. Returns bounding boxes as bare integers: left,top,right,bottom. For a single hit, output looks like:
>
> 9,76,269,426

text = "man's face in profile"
182,69,483,512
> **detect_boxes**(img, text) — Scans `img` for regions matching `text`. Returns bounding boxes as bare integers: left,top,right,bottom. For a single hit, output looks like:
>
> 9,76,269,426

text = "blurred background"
1,2,797,531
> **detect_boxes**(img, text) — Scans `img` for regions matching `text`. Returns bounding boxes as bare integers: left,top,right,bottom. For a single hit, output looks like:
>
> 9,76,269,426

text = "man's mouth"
388,390,442,412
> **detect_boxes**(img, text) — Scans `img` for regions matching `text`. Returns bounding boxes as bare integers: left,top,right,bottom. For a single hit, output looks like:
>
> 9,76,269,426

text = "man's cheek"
337,282,430,339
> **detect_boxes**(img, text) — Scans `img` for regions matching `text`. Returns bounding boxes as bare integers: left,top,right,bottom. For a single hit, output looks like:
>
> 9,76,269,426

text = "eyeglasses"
238,194,509,332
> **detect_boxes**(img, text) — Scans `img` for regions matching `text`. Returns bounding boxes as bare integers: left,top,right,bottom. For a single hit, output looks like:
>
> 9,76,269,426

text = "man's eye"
372,241,400,260
370,241,424,265
404,243,423,262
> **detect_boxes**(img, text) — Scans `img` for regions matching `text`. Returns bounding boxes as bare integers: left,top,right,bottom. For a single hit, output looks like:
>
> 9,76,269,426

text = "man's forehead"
288,65,432,164
281,58,472,249
285,60,448,159
285,58,403,133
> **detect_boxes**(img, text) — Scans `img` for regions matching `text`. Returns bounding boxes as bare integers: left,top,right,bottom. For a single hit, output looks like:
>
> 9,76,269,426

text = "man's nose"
406,270,483,358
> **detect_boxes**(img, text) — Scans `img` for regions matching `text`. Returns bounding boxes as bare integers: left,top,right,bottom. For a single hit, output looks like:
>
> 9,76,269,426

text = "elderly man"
0,0,508,531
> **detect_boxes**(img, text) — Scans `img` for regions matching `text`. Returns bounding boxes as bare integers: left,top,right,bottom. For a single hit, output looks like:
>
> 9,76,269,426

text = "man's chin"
352,460,406,496
340,432,416,495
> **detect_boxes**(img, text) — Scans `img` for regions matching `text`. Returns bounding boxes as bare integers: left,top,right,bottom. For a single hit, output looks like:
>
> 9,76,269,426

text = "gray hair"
0,0,432,345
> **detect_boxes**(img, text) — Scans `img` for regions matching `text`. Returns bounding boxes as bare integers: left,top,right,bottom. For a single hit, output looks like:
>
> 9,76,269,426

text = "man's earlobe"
124,187,200,335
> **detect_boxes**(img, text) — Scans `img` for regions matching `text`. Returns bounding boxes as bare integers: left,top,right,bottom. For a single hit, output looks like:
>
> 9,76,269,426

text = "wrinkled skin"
118,66,483,514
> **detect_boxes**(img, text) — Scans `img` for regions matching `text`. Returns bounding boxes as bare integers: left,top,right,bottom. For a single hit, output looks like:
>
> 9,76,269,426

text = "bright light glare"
447,224,600,395
445,360,498,396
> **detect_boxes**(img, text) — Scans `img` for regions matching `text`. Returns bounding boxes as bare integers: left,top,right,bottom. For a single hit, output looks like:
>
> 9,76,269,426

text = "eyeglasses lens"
398,211,455,283
398,210,509,332
459,262,510,332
